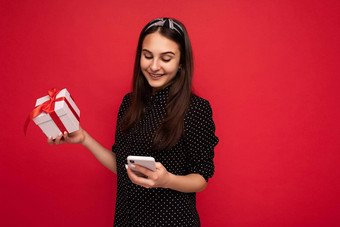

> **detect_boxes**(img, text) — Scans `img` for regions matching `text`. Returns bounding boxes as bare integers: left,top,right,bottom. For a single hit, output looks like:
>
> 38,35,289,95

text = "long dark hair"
120,18,194,150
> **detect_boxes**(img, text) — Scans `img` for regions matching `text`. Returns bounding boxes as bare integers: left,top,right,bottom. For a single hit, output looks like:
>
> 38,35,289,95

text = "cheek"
166,62,180,74
140,58,148,71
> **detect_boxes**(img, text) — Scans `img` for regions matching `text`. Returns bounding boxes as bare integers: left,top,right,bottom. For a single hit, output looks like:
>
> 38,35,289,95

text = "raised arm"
47,127,117,174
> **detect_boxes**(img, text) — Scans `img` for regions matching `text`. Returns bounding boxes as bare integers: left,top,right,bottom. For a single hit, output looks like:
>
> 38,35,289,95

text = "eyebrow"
142,49,175,56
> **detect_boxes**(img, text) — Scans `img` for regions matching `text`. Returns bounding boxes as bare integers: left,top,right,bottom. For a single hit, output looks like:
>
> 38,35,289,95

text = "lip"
149,72,165,80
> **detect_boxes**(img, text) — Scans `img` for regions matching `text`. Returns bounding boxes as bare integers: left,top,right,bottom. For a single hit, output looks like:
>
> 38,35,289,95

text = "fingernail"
58,132,63,136
48,136,52,140
64,131,67,135
125,164,128,169
131,164,136,168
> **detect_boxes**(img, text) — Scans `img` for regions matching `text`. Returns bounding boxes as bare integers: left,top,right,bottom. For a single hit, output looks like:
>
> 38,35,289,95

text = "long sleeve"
184,96,219,182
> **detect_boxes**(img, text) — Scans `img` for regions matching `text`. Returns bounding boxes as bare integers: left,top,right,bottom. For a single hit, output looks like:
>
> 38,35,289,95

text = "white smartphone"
127,156,156,178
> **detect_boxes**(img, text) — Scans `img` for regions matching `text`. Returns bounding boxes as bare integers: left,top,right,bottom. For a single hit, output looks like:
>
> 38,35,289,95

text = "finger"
126,165,142,184
54,132,64,145
63,131,70,142
135,164,159,182
155,162,163,169
126,164,134,177
133,164,154,177
126,165,142,181
126,165,154,188
47,136,54,145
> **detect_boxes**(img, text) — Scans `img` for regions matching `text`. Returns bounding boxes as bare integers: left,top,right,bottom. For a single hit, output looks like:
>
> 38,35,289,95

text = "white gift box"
33,88,80,139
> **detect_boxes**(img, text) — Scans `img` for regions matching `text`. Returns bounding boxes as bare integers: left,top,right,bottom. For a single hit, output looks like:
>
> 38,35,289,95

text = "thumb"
63,132,71,142
155,162,163,169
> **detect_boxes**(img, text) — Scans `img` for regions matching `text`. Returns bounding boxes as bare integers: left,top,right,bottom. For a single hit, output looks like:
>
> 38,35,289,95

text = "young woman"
48,18,219,226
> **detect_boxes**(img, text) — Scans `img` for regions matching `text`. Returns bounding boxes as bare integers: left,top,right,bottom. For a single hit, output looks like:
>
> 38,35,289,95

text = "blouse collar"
149,85,170,106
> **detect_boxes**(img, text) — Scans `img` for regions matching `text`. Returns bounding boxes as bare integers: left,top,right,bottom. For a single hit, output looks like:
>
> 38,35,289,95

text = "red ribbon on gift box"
24,88,80,136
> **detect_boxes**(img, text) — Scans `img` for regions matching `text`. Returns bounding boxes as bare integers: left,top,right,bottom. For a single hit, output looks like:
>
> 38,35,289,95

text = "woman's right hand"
47,126,86,145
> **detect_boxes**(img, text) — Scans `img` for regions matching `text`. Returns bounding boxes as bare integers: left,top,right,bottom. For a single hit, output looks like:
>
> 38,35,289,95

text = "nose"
150,58,161,71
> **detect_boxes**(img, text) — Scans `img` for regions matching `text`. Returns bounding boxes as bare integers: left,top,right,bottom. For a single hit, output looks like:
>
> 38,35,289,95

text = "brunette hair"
120,18,194,150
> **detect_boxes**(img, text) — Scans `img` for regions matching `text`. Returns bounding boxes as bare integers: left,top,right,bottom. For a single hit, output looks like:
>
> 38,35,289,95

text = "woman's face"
140,32,181,93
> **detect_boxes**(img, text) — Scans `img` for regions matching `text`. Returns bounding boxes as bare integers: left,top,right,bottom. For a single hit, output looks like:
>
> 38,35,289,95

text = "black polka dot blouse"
112,86,219,226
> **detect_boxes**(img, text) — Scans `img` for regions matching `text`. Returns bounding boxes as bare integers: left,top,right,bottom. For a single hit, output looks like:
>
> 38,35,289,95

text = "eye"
143,55,152,60
162,58,171,62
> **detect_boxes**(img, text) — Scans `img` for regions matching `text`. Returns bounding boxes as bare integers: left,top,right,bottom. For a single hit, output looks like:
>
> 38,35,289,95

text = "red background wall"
1,0,340,226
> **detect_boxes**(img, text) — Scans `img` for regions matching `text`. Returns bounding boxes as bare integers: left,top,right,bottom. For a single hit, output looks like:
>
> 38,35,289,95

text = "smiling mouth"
150,73,164,78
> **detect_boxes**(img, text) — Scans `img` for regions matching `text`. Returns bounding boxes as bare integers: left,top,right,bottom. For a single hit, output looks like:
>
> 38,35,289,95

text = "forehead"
142,32,180,54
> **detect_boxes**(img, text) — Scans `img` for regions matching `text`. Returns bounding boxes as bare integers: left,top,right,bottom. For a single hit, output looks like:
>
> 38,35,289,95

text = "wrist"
80,129,89,146
164,172,175,189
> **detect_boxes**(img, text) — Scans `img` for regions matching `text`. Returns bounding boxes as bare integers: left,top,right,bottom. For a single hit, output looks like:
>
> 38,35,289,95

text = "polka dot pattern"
112,86,219,226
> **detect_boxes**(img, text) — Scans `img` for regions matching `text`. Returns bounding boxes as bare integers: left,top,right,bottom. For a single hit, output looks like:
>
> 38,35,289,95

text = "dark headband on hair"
145,18,184,36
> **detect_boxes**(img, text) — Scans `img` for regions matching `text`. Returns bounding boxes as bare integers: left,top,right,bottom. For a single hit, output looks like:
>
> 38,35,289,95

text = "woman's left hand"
126,162,171,189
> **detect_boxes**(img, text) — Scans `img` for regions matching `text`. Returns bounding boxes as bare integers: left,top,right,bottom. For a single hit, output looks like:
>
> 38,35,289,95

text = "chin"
147,80,167,89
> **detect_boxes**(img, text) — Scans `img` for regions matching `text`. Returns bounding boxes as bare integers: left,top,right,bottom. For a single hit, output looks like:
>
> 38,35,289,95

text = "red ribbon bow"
24,88,80,136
